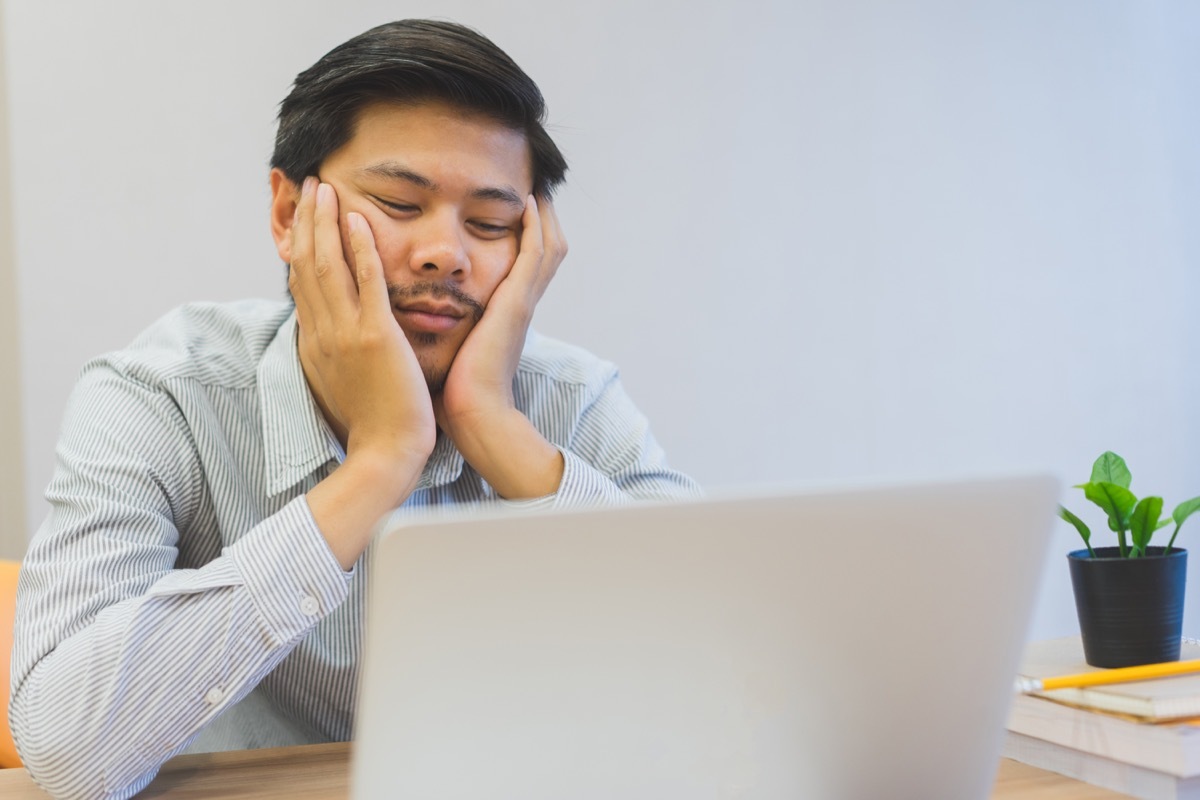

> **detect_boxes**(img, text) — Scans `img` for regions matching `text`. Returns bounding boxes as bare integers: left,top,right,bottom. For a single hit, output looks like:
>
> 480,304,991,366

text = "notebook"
351,475,1058,799
1020,637,1200,721
1004,729,1200,799
1007,692,1200,778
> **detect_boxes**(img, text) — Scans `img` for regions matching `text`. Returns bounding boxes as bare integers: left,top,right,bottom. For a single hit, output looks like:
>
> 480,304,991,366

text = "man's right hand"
289,177,436,568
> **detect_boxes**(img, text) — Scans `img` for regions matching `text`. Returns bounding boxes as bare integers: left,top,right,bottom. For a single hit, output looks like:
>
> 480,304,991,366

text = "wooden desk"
0,743,1130,799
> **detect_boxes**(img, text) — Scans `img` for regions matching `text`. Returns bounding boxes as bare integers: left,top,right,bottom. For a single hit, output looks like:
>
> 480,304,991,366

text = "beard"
410,331,449,394
388,281,485,394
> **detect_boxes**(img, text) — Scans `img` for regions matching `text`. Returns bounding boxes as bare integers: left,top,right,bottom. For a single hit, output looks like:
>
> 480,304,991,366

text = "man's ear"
269,168,301,263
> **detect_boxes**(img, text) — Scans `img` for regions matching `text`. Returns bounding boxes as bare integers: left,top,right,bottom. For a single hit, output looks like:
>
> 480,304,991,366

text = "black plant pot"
1068,546,1187,668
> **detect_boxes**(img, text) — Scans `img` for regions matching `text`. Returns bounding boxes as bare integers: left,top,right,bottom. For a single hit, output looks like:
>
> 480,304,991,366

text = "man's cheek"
367,226,411,277
481,256,517,304
500,239,521,278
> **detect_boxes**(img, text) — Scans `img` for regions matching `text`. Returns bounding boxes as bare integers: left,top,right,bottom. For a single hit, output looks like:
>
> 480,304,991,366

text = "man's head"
270,19,566,200
268,20,567,392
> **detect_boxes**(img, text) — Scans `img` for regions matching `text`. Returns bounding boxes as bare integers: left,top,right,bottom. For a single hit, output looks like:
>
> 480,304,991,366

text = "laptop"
351,475,1058,799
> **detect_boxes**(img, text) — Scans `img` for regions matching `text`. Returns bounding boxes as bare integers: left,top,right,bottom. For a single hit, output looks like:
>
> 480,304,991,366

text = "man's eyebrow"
470,185,526,213
358,161,435,189
358,160,526,213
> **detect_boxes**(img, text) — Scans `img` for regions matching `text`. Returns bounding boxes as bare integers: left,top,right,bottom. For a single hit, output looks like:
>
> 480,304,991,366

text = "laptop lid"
351,475,1057,799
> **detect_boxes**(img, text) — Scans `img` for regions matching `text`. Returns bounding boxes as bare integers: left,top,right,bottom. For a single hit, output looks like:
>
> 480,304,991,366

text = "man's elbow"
9,681,138,800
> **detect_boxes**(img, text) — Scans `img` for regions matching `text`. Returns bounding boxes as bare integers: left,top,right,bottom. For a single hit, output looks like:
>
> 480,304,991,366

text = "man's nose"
408,211,470,278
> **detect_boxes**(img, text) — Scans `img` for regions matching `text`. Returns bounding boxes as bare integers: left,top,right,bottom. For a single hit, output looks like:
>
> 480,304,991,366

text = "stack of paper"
1006,637,1200,800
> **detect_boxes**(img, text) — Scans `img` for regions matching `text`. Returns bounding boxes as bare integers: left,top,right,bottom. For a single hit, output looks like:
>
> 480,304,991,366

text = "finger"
312,182,360,319
289,264,313,332
511,194,545,285
288,177,322,330
346,212,392,325
537,197,568,280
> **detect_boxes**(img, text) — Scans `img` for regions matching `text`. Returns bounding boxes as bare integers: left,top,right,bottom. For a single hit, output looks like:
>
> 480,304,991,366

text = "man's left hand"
435,194,568,498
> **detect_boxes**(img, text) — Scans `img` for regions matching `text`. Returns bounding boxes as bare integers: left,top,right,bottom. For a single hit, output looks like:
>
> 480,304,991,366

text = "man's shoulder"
517,330,618,390
96,299,294,390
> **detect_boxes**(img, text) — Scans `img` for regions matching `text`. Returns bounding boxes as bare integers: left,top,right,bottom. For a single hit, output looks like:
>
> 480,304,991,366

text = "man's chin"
401,327,459,395
406,329,441,348
424,370,447,395
414,351,449,395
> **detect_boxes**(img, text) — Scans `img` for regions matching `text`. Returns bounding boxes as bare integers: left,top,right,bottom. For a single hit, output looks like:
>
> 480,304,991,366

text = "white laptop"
351,475,1058,799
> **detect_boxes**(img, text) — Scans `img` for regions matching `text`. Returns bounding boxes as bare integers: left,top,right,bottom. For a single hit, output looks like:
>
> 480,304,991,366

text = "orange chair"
0,559,21,767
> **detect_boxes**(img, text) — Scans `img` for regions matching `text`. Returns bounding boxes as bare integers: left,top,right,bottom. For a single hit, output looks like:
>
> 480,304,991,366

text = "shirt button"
205,687,224,705
299,595,319,616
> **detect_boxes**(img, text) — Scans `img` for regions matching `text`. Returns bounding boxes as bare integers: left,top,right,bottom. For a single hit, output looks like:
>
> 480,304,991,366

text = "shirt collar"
257,310,465,497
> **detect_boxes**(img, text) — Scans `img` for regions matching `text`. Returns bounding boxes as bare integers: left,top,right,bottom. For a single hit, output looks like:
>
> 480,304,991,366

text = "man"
10,20,697,800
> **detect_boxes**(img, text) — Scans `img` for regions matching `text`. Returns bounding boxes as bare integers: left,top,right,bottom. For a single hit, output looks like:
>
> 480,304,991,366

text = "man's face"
274,100,533,391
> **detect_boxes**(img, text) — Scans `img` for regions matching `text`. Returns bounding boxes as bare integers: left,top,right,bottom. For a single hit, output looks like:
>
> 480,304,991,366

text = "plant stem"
1117,528,1128,558
1166,523,1182,555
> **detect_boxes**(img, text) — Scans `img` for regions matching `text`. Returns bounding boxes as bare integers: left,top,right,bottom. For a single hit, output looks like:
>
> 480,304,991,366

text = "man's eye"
377,198,419,213
471,221,511,235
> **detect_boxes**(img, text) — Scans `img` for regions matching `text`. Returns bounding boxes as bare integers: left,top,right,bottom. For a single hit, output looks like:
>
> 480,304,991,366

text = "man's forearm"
306,447,429,569
11,498,349,800
447,407,565,500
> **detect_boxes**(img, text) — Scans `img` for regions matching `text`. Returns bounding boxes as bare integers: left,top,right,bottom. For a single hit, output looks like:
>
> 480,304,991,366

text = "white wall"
0,0,26,558
3,0,1198,641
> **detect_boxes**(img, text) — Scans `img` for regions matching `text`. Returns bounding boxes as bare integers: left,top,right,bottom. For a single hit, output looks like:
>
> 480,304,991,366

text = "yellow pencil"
1015,658,1200,694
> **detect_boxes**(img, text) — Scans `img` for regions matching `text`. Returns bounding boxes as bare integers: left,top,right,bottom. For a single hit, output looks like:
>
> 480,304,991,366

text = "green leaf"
1173,496,1200,527
1058,505,1091,543
1157,517,1175,531
1130,496,1164,553
1080,481,1138,533
1167,496,1200,552
1090,452,1132,489
1058,505,1094,556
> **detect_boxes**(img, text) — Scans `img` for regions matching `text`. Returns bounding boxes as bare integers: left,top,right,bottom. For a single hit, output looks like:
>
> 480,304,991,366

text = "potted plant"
1058,451,1200,668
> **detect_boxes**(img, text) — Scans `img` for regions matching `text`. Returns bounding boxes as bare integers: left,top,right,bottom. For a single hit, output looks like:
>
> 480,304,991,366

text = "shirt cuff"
549,448,631,508
226,495,352,645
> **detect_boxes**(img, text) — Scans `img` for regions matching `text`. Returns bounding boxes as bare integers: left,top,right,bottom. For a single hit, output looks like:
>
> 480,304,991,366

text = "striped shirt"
10,300,699,800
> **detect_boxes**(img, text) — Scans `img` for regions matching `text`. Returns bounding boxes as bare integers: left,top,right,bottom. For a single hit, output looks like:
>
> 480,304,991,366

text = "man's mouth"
393,300,467,334
387,282,485,336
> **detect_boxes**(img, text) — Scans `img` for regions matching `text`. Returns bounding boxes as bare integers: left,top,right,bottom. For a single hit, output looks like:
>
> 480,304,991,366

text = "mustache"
387,281,485,323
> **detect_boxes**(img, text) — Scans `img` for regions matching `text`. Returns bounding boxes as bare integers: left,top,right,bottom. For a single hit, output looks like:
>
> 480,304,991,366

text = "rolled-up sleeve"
502,365,702,511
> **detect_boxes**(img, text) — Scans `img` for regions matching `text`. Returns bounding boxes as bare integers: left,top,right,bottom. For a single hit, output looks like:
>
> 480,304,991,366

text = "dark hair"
270,19,567,198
